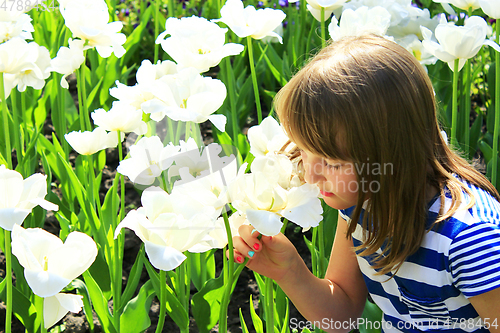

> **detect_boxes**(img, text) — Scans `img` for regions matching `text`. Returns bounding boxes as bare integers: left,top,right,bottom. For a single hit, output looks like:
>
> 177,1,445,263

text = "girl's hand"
230,224,302,283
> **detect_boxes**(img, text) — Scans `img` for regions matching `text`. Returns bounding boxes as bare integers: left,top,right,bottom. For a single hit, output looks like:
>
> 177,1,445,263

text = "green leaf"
101,179,120,232
0,279,37,332
190,250,216,291
191,273,225,333
259,43,288,86
119,246,145,313
240,308,250,333
249,294,264,333
119,280,155,333
82,271,117,333
88,251,112,300
71,279,95,332
479,140,493,163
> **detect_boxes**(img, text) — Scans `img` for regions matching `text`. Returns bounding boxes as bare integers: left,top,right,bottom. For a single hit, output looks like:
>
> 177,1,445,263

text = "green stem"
21,92,31,174
77,51,90,132
492,22,500,186
247,36,263,124
166,117,176,145
4,229,12,333
317,221,325,278
176,260,189,333
219,211,235,333
224,53,239,145
185,121,191,143
265,276,274,333
168,0,175,17
155,270,167,333
58,73,69,158
320,7,326,49
154,0,160,63
311,227,318,276
0,73,12,169
113,131,125,331
35,294,47,333
463,58,471,156
451,59,459,148
10,91,22,174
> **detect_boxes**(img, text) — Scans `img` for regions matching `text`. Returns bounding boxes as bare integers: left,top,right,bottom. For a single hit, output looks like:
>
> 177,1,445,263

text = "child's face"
300,149,358,210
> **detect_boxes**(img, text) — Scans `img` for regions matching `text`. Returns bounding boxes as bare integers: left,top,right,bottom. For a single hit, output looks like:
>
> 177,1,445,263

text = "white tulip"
328,6,392,41
117,136,180,186
343,0,411,27
214,0,286,42
387,7,439,40
156,16,244,73
172,145,238,211
109,60,178,114
432,0,481,11
114,187,217,271
91,101,147,135
13,43,51,91
0,37,39,75
230,155,323,236
168,140,233,183
44,293,83,329
49,39,85,89
247,116,290,157
397,34,438,66
479,0,500,18
306,0,347,22
189,212,247,252
421,15,500,71
0,11,34,43
11,224,97,298
0,165,58,231
64,127,121,155
60,0,126,58
142,67,227,131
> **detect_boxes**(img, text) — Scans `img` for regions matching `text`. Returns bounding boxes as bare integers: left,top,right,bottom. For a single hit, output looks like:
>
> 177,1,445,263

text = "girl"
231,34,500,332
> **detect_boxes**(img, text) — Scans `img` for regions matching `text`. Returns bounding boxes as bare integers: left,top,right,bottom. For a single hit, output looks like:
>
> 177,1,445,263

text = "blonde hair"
275,34,500,275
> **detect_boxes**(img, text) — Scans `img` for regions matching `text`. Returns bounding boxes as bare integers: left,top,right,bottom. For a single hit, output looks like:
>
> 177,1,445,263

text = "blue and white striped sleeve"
449,222,500,298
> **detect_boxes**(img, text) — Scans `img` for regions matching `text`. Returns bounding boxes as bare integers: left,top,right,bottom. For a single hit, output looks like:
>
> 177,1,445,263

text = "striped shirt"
339,181,500,332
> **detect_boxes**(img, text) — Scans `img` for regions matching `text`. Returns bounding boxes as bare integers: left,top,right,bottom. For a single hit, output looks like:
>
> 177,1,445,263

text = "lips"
320,190,334,197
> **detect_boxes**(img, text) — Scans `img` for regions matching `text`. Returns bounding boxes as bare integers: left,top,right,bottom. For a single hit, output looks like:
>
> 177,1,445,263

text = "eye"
324,160,342,170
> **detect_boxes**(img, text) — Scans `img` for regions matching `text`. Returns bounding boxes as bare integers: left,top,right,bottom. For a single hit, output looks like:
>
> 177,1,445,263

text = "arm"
469,287,500,333
232,216,367,332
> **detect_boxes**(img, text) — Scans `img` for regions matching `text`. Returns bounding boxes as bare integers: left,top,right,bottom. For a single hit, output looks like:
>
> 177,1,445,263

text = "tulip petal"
25,269,72,297
207,114,227,132
47,231,98,282
0,167,24,208
0,208,31,230
144,240,187,271
281,186,323,230
44,293,83,329
246,209,283,236
11,225,63,271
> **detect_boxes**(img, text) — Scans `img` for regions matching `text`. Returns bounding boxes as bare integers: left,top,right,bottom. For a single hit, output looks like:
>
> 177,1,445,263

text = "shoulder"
428,179,500,237
430,180,500,298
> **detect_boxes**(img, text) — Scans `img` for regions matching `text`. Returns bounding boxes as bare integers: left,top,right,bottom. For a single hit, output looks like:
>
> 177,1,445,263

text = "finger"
227,248,246,264
232,235,257,259
238,225,265,251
